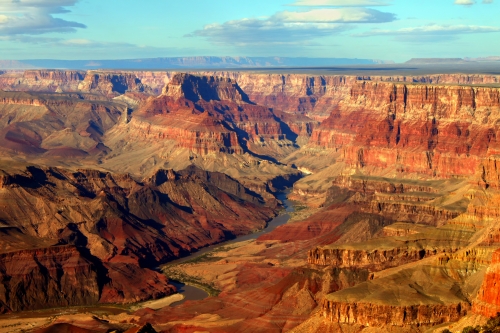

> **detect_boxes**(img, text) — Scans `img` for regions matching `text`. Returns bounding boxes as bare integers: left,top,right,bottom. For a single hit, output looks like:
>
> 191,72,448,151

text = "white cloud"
454,0,494,4
0,35,141,49
0,34,62,43
289,0,391,6
193,8,395,46
362,24,500,35
276,8,395,23
57,39,137,49
0,0,85,36
357,24,500,39
0,0,77,12
193,19,348,46
454,0,476,5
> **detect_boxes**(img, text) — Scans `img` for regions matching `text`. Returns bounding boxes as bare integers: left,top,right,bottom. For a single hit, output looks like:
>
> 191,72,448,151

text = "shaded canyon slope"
0,163,278,312
2,70,500,332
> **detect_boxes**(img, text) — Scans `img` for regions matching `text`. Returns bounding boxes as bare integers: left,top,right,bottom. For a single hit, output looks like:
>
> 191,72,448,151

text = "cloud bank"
289,0,391,6
454,0,494,5
357,24,500,36
0,0,85,36
275,8,395,23
193,8,396,46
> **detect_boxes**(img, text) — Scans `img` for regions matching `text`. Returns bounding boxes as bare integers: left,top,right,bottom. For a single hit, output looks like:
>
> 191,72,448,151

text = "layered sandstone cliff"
308,81,500,178
78,71,151,96
473,249,500,317
4,70,499,121
0,245,100,313
0,70,85,92
123,73,308,161
321,299,469,327
317,261,475,328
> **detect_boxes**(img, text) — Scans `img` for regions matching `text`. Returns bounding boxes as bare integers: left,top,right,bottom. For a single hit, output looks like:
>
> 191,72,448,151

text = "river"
1,194,295,318
167,191,295,306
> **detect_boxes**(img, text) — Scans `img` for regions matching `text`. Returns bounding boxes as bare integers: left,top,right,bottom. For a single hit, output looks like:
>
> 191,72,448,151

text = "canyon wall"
321,299,469,327
3,69,500,331
309,81,500,177
3,70,499,122
0,245,100,312
126,73,310,160
473,249,500,317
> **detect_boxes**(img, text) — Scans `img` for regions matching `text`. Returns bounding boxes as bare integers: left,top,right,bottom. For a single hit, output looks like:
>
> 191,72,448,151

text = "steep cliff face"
23,70,85,83
189,73,354,122
280,78,500,330
5,71,498,140
317,261,476,328
321,300,469,327
326,175,469,228
134,71,175,95
2,70,499,109
309,246,442,270
362,73,500,85
0,245,100,312
309,81,500,177
0,70,155,97
4,70,500,330
308,216,472,270
78,72,151,96
128,73,306,159
0,70,85,92
168,72,500,124
473,249,500,317
162,73,250,102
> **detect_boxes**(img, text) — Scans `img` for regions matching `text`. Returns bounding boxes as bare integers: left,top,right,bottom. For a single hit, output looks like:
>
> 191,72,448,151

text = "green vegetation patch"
162,267,220,297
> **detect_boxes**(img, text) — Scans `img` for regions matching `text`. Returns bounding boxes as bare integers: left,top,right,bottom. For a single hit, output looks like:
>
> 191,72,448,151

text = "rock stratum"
1,70,500,332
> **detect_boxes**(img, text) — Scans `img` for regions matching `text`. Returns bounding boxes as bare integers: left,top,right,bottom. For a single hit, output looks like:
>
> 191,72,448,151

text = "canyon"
0,69,500,332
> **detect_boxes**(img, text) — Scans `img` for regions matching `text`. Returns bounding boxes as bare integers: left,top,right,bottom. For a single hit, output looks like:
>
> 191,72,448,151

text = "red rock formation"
0,90,123,156
137,265,369,333
78,71,151,96
331,175,440,194
192,73,354,122
172,72,500,125
308,246,442,269
473,248,500,317
0,70,85,92
32,321,158,333
23,70,84,83
321,299,469,326
0,164,278,310
0,245,100,312
309,81,500,177
134,71,175,94
3,70,500,330
478,157,500,189
132,73,306,158
363,74,500,85
34,323,99,333
162,73,249,102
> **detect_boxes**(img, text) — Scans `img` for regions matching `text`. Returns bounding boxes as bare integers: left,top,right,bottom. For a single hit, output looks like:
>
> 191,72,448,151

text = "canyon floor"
1,69,500,332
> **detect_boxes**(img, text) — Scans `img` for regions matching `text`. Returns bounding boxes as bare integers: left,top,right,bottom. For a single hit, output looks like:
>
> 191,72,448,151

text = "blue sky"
0,0,499,62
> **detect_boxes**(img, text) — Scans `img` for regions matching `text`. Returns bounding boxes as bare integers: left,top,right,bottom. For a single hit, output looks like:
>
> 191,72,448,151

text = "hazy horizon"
1,0,499,62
